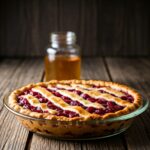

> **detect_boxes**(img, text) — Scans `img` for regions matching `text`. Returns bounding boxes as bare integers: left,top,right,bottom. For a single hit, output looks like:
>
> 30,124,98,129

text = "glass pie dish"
3,93,149,140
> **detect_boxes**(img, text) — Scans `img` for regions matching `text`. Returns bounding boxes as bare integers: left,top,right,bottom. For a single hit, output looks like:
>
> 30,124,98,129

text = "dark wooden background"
0,0,150,57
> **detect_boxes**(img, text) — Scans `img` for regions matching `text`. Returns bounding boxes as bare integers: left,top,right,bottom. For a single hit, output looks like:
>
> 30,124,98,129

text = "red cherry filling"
73,90,82,95
18,97,43,113
121,93,134,103
18,91,79,118
47,89,124,114
86,107,96,113
79,93,124,114
92,85,102,88
106,101,124,112
99,90,134,102
17,85,134,118
47,101,78,117
63,110,78,118
46,88,84,107
91,85,134,102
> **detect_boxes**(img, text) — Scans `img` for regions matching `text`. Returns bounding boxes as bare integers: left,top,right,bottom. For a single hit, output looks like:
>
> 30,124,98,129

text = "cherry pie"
8,80,142,138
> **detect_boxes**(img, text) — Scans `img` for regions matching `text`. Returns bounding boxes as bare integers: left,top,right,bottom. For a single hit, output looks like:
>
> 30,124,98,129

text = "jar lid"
50,31,76,45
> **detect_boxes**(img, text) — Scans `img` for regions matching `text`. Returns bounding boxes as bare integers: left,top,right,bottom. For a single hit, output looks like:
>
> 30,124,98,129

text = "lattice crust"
8,80,142,121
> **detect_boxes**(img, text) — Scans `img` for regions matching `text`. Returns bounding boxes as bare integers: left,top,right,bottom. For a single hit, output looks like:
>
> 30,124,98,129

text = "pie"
9,80,141,120
8,80,142,137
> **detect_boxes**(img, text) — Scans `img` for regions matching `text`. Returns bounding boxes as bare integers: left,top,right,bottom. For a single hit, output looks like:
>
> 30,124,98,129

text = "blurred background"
0,1,150,149
0,0,150,57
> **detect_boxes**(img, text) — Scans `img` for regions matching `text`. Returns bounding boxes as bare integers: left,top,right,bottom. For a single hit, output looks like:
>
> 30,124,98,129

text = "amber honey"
45,31,81,81
45,55,81,81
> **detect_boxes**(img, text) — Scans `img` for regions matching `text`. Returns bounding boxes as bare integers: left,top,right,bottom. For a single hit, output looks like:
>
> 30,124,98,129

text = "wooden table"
0,57,150,150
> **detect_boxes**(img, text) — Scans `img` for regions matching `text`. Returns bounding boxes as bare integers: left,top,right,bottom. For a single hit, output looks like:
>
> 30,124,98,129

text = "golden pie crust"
8,80,142,122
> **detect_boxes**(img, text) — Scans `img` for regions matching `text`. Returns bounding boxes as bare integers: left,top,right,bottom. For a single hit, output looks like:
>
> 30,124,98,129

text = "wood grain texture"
29,58,125,150
0,59,21,110
0,59,43,150
81,58,109,80
106,58,150,150
0,0,150,57
81,137,125,150
0,58,150,150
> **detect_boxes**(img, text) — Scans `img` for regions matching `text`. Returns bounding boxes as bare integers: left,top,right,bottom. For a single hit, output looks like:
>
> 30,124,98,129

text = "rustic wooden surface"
0,57,150,150
0,0,150,57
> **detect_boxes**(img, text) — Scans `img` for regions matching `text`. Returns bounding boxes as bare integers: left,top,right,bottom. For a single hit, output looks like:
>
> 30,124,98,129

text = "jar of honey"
44,31,81,81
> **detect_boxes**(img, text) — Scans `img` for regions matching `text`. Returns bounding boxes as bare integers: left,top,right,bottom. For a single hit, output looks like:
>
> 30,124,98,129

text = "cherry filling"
92,85,103,88
18,96,43,113
47,88,85,108
17,85,133,117
47,88,124,115
92,86,134,103
99,90,134,103
56,86,134,103
121,92,134,103
18,91,79,118
80,93,124,114
47,101,78,117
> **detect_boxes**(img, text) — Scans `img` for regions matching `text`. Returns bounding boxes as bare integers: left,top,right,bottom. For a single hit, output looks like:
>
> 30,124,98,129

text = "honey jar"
44,32,81,81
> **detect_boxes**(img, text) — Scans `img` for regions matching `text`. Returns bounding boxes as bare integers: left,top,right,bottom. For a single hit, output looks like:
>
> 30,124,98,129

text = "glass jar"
44,31,81,81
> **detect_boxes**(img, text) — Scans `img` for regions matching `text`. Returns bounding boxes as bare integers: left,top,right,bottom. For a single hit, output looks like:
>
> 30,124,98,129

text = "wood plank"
0,59,22,110
81,58,109,80
106,57,150,150
81,136,125,150
30,136,82,150
29,58,125,150
0,0,58,57
79,0,98,56
38,0,58,56
1,0,150,57
0,59,43,150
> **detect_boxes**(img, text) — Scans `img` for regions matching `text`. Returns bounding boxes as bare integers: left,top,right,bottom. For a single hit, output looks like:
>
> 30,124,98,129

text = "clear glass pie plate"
3,93,149,140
